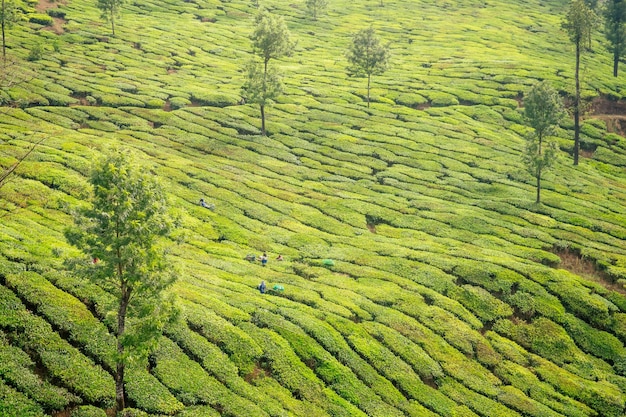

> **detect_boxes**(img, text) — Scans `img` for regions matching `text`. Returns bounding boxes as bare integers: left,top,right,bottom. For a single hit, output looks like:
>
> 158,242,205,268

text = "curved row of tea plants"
0,0,626,416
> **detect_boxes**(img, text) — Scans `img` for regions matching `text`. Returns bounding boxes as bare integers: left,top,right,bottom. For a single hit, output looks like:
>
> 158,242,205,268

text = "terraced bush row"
0,379,45,417
0,283,115,407
0,0,626,416
0,330,79,412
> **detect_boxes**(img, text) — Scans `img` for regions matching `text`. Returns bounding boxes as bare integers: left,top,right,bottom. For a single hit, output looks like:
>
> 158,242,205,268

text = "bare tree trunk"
536,169,541,204
573,40,580,166
114,241,128,413
614,49,620,77
1,0,6,62
260,104,266,136
367,73,371,108
115,283,129,412
115,345,125,411
537,134,542,203
110,5,115,36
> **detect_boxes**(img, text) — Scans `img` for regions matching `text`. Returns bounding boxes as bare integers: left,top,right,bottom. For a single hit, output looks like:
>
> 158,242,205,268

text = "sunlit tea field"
1,0,626,416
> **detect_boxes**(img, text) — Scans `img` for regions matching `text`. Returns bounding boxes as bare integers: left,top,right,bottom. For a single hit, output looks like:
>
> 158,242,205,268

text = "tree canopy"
306,0,328,20
65,149,177,412
562,0,596,165
523,82,563,204
251,9,295,70
346,26,390,107
96,0,124,36
604,0,626,76
241,59,284,136
0,0,20,61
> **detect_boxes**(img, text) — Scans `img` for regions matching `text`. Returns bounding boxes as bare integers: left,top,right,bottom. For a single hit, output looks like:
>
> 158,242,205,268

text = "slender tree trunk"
115,285,129,412
260,104,265,136
114,241,127,413
367,73,371,108
261,58,268,136
2,0,6,62
537,134,542,204
614,31,623,77
536,169,541,204
573,40,580,166
115,343,125,411
110,5,115,36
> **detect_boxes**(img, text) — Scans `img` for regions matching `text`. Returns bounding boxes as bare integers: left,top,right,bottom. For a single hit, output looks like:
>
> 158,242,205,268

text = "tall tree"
246,9,294,135
562,0,596,166
305,0,328,20
346,26,390,108
65,150,177,413
96,0,124,36
241,59,284,136
251,9,295,74
523,82,563,204
604,0,626,76
0,0,19,62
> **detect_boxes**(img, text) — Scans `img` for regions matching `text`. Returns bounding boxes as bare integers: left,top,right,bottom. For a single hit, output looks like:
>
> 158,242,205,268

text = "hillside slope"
1,0,626,416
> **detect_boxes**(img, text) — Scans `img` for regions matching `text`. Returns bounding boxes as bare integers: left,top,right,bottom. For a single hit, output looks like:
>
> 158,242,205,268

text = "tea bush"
3,271,116,370
152,337,267,415
0,380,45,417
70,405,106,417
0,331,78,412
124,362,184,414
0,285,115,406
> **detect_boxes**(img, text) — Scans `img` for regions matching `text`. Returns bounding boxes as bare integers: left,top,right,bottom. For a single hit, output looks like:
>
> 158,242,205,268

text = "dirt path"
35,0,67,34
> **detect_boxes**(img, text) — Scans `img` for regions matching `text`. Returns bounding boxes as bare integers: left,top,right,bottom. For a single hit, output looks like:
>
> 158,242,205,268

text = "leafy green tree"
305,0,328,20
65,150,177,413
346,26,390,108
0,0,19,62
523,82,564,204
241,59,284,136
562,0,596,165
604,0,626,76
246,9,294,135
251,9,295,74
96,0,124,36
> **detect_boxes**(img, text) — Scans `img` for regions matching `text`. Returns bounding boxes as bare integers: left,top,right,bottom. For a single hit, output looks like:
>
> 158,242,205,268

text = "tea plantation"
1,0,626,415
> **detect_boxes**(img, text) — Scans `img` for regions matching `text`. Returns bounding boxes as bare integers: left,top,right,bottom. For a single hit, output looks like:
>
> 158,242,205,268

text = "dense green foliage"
0,0,625,416
346,26,390,108
523,82,563,203
65,150,177,411
603,0,626,76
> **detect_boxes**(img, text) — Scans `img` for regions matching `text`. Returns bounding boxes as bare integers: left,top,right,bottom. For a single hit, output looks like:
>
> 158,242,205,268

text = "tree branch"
0,135,47,190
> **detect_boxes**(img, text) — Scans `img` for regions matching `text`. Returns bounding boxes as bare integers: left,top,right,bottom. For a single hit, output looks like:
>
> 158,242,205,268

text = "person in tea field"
260,252,268,266
199,198,214,210
276,254,284,261
258,280,267,294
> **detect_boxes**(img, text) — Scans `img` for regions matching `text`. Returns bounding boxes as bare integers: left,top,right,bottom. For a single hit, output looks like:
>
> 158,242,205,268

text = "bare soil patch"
553,246,625,295
36,0,67,34
588,95,626,136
